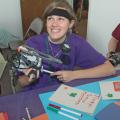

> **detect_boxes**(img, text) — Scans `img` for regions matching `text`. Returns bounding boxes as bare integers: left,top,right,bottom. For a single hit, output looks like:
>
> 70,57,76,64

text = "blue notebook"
95,103,120,120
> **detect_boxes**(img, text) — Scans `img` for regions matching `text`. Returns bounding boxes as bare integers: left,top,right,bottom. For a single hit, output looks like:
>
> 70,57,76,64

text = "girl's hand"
51,70,75,82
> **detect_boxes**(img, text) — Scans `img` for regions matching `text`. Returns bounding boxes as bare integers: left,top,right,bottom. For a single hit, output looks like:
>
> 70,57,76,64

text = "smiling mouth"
51,29,61,33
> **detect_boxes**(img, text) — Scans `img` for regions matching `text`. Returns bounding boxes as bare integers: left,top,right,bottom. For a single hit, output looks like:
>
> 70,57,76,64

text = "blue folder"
95,103,120,120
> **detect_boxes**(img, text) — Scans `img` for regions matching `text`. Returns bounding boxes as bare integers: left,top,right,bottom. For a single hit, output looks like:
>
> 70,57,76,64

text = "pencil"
49,103,82,117
22,118,26,120
25,107,31,120
47,106,80,120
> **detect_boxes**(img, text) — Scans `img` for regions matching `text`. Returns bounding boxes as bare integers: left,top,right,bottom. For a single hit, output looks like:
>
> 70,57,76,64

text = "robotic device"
9,45,63,93
108,52,120,66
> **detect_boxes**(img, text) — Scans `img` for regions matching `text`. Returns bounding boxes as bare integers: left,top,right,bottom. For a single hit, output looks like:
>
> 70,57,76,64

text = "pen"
22,118,26,120
47,106,80,120
25,107,31,120
49,104,82,117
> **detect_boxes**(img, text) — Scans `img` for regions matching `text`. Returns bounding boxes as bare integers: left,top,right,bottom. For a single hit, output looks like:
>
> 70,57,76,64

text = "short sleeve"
112,24,120,41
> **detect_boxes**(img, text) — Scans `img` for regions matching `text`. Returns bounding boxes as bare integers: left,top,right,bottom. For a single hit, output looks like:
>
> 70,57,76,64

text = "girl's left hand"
51,70,75,82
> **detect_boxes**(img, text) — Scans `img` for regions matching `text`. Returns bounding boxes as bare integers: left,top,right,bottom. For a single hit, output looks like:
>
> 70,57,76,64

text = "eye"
47,16,53,21
58,17,65,21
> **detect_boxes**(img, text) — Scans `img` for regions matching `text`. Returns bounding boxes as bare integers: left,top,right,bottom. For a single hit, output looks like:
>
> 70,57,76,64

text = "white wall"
0,0,23,39
66,0,73,7
87,0,120,56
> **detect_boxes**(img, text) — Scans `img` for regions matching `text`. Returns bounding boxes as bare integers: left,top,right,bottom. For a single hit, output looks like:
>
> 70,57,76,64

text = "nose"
52,19,59,26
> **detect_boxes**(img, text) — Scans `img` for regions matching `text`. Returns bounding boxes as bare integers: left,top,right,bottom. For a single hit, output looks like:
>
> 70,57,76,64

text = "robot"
9,45,62,93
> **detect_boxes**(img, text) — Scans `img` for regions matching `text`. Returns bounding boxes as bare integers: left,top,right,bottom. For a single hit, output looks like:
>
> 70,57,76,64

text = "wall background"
0,0,23,39
87,0,120,55
66,0,73,7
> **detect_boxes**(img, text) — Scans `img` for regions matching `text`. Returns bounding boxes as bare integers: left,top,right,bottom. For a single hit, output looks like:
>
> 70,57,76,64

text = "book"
31,113,48,120
99,80,120,99
49,84,101,115
0,112,8,120
95,102,120,120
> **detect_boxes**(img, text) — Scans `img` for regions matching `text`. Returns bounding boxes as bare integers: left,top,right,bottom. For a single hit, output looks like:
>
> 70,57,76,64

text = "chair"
23,17,43,40
0,28,19,48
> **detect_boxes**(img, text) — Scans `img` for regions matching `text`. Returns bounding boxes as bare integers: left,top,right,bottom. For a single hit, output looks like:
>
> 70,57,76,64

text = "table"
39,76,120,120
0,75,119,120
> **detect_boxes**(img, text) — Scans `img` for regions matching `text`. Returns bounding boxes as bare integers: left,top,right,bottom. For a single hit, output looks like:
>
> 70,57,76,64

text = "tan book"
49,84,101,115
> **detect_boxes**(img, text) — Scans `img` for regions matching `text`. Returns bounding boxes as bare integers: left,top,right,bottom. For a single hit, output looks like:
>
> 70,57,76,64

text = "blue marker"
47,106,81,120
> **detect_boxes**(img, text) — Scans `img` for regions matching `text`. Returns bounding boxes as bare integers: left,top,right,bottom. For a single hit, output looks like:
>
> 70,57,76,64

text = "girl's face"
46,15,74,42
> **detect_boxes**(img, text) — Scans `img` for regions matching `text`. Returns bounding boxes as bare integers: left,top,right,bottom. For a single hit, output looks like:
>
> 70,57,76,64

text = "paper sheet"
99,80,120,99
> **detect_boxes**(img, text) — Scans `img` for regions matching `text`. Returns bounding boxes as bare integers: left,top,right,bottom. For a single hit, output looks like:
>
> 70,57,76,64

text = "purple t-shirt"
23,33,106,90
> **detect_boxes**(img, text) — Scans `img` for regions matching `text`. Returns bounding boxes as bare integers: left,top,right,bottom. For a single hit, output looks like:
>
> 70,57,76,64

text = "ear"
69,20,75,29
